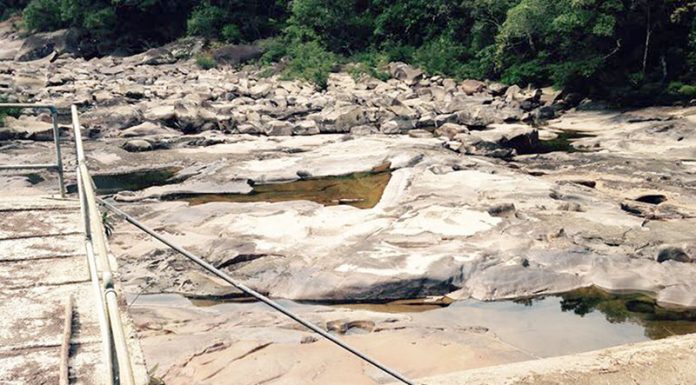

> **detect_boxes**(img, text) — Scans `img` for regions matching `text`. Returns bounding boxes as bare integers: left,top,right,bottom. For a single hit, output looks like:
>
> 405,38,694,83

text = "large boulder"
388,62,424,85
119,122,178,137
487,82,508,96
454,105,499,128
459,79,486,95
505,85,542,104
129,47,177,66
388,100,419,121
81,105,143,134
0,116,66,141
293,120,320,136
484,124,539,153
311,106,371,133
265,120,293,136
213,44,265,65
459,124,539,158
143,103,232,134
14,29,80,61
247,83,272,99
380,119,414,134
350,125,379,135
435,123,469,140
163,37,205,59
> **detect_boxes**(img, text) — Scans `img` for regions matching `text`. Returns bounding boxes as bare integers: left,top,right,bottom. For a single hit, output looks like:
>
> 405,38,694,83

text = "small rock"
656,247,691,263
120,122,176,137
122,84,146,99
350,125,379,136
487,82,508,96
265,120,293,136
487,203,516,217
293,120,319,136
534,106,556,120
249,83,272,99
435,123,469,140
557,202,584,212
122,139,153,152
408,129,433,138
300,336,318,344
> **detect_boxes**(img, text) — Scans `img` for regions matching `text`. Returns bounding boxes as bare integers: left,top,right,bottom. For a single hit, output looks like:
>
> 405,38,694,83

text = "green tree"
290,0,373,54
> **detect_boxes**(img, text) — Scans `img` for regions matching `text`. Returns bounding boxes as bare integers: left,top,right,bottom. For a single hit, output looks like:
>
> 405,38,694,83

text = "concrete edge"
416,333,696,385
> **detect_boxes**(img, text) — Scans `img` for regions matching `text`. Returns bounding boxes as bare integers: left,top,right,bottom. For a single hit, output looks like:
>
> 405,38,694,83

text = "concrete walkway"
419,333,696,385
0,195,144,385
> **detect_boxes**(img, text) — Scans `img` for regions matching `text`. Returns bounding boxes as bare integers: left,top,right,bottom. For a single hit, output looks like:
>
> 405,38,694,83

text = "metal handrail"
0,103,65,197
72,105,135,385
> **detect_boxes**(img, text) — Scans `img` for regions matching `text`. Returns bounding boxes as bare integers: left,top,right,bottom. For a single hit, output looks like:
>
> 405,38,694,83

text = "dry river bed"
2,106,696,384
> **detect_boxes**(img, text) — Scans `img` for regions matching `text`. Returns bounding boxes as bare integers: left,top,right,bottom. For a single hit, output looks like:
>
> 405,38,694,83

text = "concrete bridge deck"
0,194,145,385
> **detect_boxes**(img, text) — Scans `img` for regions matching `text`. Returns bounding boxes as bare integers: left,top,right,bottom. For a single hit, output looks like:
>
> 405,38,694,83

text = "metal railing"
0,103,65,197
71,105,135,385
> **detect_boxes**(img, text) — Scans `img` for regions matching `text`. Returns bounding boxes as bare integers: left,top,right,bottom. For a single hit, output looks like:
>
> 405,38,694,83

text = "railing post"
50,107,66,197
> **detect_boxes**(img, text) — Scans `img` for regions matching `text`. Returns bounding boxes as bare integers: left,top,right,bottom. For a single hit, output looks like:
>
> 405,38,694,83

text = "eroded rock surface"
84,129,696,309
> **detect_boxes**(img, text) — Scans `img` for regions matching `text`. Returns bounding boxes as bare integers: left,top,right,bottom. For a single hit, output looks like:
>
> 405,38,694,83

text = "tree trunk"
642,7,651,74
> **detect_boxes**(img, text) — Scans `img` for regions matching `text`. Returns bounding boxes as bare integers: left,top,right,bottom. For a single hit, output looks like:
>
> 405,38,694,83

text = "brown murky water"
170,171,392,209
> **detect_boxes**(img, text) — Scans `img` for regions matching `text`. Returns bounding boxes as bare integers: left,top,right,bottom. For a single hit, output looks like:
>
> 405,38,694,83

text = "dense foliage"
11,0,696,101
16,0,285,49
0,0,29,20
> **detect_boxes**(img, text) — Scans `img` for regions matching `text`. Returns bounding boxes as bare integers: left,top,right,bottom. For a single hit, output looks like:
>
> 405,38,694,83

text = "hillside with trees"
2,0,695,103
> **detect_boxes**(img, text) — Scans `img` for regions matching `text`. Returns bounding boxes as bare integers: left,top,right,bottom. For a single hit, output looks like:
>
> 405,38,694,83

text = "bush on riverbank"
14,0,696,104
194,53,216,70
0,97,21,127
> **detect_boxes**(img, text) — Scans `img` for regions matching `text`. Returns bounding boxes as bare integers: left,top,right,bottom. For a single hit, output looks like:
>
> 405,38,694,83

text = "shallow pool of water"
519,130,594,154
339,288,696,357
133,287,696,358
166,171,391,209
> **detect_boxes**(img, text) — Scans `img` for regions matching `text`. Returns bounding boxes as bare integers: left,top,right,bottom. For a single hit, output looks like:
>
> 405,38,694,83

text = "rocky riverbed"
3,18,696,385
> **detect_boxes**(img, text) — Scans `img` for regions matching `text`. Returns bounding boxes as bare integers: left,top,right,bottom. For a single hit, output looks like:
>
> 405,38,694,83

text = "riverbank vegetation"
5,0,696,103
